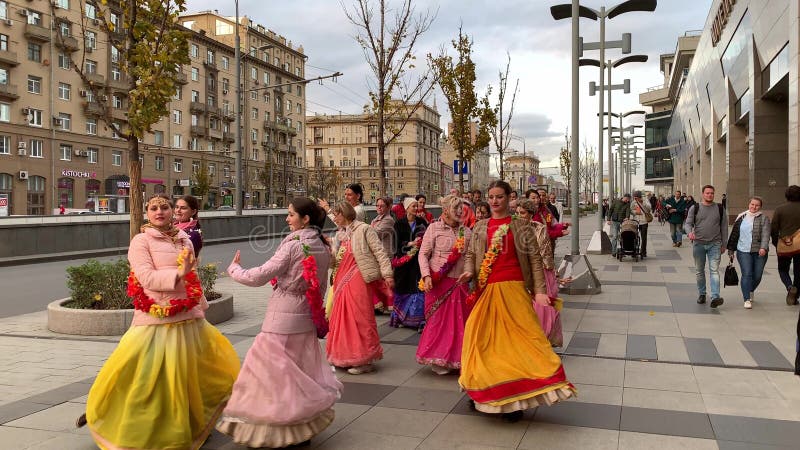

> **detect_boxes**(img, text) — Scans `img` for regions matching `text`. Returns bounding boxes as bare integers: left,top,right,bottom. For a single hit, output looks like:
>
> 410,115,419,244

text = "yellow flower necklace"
465,223,510,306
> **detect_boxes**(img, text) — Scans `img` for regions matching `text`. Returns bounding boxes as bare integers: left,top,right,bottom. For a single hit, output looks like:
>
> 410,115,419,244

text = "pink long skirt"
326,245,383,367
415,277,471,369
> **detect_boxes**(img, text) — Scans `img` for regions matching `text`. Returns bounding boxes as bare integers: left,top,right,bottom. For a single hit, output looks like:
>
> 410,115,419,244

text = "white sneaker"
431,365,451,375
744,300,753,309
347,364,375,375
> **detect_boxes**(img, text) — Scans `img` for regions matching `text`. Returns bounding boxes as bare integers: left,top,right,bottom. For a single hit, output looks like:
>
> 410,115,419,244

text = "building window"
27,176,46,215
86,118,97,135
85,3,97,19
252,148,258,161
85,59,97,74
111,65,121,80
154,130,163,145
58,113,71,130
112,150,122,166
251,67,257,80
206,49,214,64
0,2,6,20
58,52,71,69
221,56,229,70
58,83,71,100
28,109,43,127
0,103,9,122
29,139,43,158
0,134,8,154
251,108,258,119
190,44,198,58
28,76,42,94
250,91,257,100
60,144,72,161
173,109,182,124
155,155,164,171
85,31,97,49
173,134,182,148
87,147,98,163
191,67,199,81
251,129,258,141
112,95,123,109
173,158,183,172
26,11,42,26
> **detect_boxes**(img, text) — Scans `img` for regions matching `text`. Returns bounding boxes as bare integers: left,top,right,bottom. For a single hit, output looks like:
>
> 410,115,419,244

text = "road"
0,237,284,318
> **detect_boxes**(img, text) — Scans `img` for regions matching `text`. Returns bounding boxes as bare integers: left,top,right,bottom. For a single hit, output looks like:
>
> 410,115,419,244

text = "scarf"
175,219,198,231
141,222,180,240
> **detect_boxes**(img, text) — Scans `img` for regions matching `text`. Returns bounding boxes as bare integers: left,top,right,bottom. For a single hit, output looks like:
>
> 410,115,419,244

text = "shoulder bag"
724,255,739,287
778,228,800,257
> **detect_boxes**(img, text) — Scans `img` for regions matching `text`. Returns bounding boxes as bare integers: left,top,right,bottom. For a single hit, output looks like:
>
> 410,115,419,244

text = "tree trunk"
378,99,387,197
128,137,143,240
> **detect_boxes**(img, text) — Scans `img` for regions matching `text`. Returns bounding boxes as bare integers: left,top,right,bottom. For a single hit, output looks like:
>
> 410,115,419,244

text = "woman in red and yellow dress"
77,194,240,449
457,181,575,422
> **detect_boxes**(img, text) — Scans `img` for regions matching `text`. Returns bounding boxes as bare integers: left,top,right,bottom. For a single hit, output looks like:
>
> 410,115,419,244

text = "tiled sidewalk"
1,214,799,449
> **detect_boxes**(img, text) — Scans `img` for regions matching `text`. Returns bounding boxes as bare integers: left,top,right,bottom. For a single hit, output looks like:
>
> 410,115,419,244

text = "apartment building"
503,152,540,194
305,102,443,203
0,3,305,215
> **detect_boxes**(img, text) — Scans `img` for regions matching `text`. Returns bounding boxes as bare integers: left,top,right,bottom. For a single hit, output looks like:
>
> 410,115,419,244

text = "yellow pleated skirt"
86,318,240,450
459,281,575,413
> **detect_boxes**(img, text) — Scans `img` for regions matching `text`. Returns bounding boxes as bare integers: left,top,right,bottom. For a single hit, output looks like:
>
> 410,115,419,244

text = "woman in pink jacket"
417,194,473,374
218,198,343,448
79,194,240,450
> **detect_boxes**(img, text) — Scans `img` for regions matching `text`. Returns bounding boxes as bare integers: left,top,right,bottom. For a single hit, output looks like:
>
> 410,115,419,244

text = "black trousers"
638,224,648,256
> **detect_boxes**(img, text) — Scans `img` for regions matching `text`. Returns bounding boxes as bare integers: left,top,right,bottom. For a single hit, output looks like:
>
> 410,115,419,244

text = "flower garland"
392,237,423,268
417,226,466,290
465,223,510,307
127,269,202,319
269,235,328,338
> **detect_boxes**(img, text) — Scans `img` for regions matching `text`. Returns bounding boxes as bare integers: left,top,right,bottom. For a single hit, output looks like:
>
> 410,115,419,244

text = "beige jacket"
337,220,393,283
464,217,547,295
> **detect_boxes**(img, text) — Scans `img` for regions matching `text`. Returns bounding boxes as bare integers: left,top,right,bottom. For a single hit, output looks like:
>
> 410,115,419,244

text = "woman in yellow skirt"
77,194,240,449
457,181,575,422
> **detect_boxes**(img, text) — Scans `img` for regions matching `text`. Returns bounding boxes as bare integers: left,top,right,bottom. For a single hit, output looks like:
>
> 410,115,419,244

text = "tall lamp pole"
510,134,527,192
234,0,243,215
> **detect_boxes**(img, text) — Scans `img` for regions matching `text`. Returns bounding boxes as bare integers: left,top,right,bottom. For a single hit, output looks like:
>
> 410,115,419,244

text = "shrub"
65,259,220,309
65,259,132,310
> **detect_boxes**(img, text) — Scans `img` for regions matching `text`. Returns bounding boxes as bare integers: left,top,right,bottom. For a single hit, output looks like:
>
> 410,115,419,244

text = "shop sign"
0,194,8,217
117,181,131,188
141,178,165,184
61,169,97,178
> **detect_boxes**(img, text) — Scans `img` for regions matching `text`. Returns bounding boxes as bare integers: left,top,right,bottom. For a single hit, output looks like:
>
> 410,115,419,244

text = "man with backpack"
685,185,728,308
664,190,687,246
606,193,632,257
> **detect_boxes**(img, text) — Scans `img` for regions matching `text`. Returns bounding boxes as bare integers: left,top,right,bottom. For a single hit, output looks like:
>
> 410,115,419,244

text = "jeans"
610,221,621,254
639,224,648,256
669,222,683,244
736,251,768,301
693,242,721,298
777,254,800,291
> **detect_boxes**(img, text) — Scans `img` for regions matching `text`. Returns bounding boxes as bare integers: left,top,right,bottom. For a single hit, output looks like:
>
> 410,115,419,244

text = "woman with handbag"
726,196,770,309
771,185,800,305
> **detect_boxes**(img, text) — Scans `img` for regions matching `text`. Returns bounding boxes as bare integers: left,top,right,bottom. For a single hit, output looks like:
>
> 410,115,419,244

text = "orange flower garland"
127,270,202,318
392,237,423,268
465,223,510,307
418,226,466,290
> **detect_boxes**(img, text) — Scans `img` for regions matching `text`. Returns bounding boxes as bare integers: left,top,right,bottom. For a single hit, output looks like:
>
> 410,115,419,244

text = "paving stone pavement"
1,213,799,449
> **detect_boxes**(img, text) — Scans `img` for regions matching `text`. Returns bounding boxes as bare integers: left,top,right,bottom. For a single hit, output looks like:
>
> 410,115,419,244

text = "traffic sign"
453,160,469,174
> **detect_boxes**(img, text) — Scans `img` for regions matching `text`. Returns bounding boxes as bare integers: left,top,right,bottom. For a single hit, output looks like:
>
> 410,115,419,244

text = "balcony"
208,107,222,118
203,60,217,71
223,132,235,143
0,83,19,100
83,101,104,116
24,23,50,42
190,125,207,137
208,128,223,140
108,76,130,91
85,73,106,86
189,102,206,114
175,71,188,84
223,111,236,122
0,49,19,66
261,140,270,147
111,108,127,121
263,120,276,130
54,35,79,52
275,122,297,136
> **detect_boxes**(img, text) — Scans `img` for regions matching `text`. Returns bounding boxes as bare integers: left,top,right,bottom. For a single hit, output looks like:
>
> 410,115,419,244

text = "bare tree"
308,166,344,201
559,128,572,207
580,140,598,205
491,54,519,180
343,0,438,196
53,0,189,239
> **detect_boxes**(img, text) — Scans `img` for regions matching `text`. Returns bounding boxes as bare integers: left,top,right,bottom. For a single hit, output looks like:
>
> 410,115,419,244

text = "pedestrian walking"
606,194,632,257
770,185,800,305
218,198,342,448
685,185,728,308
389,197,427,328
416,194,435,223
77,194,240,449
664,190,687,246
417,194,473,375
370,196,396,312
630,191,652,258
457,181,574,422
174,195,203,257
726,196,770,309
326,202,393,374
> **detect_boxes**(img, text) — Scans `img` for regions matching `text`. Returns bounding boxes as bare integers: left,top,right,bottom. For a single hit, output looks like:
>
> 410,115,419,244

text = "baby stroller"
617,218,641,261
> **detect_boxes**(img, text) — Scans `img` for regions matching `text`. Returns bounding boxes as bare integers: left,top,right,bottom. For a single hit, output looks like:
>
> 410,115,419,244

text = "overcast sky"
187,0,712,188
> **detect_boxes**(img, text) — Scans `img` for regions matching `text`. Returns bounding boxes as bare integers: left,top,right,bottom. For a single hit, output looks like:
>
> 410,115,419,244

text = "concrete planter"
47,293,234,336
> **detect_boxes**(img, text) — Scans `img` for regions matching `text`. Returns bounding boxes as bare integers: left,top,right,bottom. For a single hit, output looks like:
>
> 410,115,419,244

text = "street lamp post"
234,0,243,215
510,134,527,192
